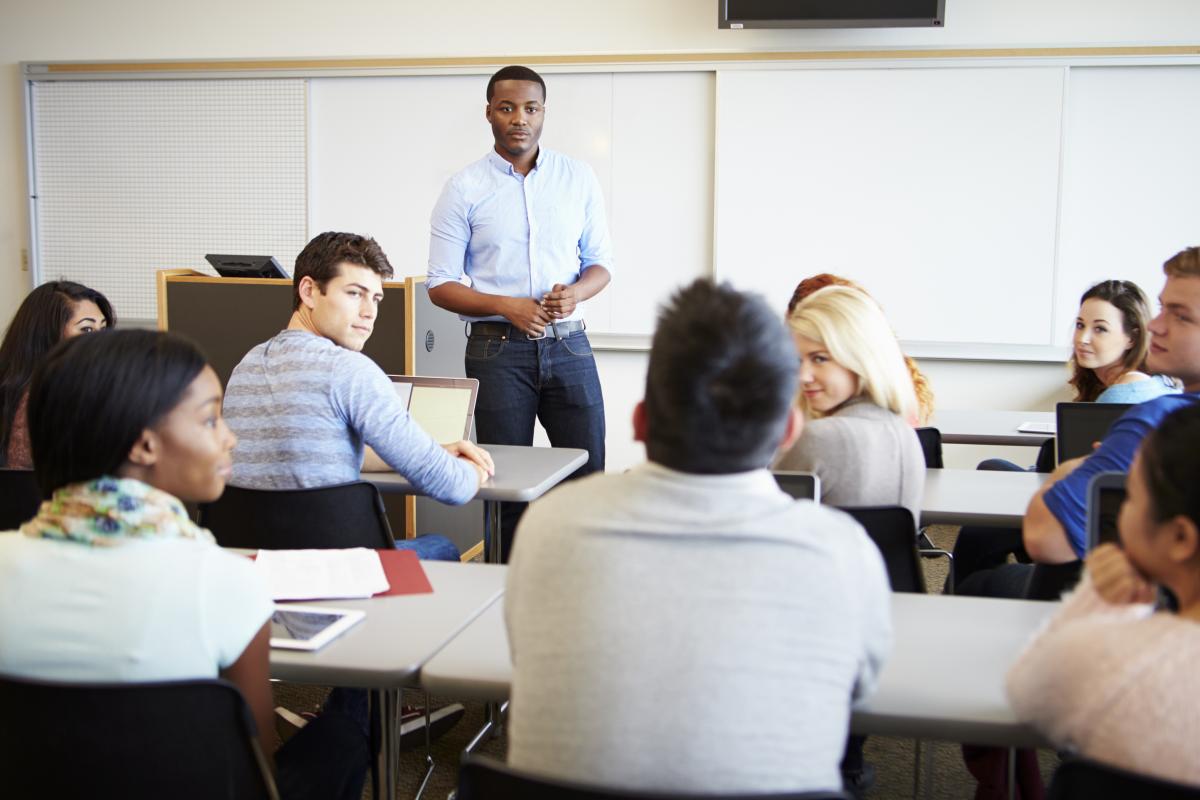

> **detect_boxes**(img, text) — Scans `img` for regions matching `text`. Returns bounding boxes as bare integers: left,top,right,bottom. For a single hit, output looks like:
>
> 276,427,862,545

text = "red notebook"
375,548,434,597
247,549,434,597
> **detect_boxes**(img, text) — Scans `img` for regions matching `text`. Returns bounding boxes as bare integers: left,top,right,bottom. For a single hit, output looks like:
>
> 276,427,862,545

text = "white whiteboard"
1054,65,1200,346
308,71,713,336
31,79,307,321
714,67,1067,351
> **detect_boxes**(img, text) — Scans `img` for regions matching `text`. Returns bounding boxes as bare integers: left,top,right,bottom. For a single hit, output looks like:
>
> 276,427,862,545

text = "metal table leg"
485,500,502,564
370,688,402,800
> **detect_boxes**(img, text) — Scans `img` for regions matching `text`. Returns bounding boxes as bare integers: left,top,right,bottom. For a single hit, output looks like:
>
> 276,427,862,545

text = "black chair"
454,754,852,800
0,676,278,800
1034,438,1057,473
1048,757,1200,799
911,428,954,566
1024,560,1084,601
0,469,41,530
914,427,944,469
840,506,929,593
198,480,395,549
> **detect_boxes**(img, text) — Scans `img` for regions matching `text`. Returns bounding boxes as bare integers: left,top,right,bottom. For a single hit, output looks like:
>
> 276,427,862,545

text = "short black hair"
0,281,116,462
292,231,394,311
1139,403,1200,527
644,280,798,474
27,330,207,498
486,65,547,103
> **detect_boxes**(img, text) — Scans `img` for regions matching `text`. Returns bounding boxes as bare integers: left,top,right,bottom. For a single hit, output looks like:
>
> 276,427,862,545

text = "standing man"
427,65,613,559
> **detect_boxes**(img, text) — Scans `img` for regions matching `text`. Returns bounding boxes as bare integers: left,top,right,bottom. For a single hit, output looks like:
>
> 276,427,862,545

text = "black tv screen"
719,0,945,28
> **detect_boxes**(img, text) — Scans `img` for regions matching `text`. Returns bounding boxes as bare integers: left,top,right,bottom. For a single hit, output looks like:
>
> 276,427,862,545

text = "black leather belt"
468,319,586,341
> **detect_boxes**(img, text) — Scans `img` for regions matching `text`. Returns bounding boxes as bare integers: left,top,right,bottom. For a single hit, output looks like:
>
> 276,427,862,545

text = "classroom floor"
272,524,1061,800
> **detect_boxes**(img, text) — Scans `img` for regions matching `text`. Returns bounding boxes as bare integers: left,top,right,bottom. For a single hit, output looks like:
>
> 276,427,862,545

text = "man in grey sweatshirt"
505,279,892,794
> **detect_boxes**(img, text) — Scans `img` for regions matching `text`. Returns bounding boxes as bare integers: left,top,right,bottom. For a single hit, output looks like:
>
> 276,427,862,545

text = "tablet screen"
271,609,346,642
1093,485,1126,549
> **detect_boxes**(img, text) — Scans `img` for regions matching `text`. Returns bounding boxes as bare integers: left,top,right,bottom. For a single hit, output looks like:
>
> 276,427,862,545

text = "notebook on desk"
388,375,478,444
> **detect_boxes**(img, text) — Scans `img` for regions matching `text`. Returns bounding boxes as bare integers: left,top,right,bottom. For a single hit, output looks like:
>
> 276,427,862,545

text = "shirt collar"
636,460,783,496
487,147,544,176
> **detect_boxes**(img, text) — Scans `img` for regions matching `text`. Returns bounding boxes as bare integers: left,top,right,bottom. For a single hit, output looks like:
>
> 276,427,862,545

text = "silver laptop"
1056,402,1132,464
387,375,479,444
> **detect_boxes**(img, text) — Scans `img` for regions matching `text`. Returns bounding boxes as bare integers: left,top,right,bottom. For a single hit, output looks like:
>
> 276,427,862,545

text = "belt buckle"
525,327,547,341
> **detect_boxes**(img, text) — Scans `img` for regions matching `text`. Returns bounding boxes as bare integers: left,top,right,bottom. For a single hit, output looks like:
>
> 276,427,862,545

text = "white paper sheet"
254,548,390,601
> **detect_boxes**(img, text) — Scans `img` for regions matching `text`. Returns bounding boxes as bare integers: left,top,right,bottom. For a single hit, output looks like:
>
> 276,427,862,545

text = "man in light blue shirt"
427,65,613,560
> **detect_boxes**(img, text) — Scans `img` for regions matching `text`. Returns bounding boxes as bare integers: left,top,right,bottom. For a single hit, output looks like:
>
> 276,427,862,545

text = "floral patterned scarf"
20,476,215,546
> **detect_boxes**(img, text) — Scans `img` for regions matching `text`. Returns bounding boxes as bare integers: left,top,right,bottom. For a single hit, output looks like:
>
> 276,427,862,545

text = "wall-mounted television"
718,0,945,29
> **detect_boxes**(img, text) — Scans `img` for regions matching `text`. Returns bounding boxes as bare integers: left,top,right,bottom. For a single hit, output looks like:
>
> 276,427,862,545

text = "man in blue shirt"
427,65,613,559
959,247,1200,596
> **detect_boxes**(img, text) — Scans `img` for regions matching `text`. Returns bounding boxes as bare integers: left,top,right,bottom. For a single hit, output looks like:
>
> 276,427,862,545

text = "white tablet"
269,605,365,651
1016,421,1055,434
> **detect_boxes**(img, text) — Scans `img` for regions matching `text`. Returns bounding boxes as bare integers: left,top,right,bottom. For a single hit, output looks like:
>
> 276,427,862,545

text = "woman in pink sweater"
1006,402,1200,788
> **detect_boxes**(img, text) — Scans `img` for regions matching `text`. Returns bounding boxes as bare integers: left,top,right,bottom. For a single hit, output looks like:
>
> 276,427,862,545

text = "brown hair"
1164,247,1200,279
787,273,935,424
292,232,393,311
1068,280,1154,402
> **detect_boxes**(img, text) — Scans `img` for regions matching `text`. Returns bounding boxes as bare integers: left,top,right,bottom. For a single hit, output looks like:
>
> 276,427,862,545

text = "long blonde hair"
788,285,917,420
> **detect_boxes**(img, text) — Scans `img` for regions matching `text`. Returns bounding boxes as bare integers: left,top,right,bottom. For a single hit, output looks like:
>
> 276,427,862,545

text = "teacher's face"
486,80,545,161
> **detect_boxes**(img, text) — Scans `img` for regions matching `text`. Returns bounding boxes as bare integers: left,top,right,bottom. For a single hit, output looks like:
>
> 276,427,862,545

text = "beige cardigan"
775,397,925,519
1007,574,1200,788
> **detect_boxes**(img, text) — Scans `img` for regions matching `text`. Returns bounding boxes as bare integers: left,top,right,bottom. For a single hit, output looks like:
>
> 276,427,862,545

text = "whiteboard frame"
22,46,1200,355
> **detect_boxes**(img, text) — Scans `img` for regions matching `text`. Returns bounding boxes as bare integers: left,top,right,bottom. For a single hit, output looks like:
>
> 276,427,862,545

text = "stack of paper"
254,548,390,601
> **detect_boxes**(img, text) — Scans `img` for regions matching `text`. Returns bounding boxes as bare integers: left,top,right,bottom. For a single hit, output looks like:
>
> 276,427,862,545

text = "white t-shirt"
0,533,273,682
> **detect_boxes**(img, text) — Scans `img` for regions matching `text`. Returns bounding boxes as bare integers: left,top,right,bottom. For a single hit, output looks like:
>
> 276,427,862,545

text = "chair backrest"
0,676,278,800
455,754,852,800
839,506,926,593
1034,437,1057,473
1024,560,1084,601
1048,757,1200,800
772,470,821,502
0,469,41,530
198,480,395,549
914,427,944,469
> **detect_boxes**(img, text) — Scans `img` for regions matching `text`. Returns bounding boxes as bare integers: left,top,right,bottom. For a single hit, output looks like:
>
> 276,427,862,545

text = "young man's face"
486,80,545,162
1146,274,1200,391
305,263,384,351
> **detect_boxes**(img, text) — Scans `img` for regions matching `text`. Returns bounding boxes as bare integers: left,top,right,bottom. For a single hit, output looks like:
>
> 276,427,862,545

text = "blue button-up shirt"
427,147,613,322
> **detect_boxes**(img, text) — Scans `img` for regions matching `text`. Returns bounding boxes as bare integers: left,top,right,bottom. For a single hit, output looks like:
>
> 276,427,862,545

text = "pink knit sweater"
1006,574,1200,788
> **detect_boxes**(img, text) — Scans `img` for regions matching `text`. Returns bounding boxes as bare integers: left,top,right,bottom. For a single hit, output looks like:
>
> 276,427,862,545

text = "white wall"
3,0,1196,470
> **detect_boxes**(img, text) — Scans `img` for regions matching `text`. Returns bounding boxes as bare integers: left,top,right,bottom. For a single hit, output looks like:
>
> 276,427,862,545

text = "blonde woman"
788,273,934,426
776,285,925,520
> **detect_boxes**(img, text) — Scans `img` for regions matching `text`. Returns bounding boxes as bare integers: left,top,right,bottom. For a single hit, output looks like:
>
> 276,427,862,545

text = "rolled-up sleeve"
576,164,613,274
427,179,473,291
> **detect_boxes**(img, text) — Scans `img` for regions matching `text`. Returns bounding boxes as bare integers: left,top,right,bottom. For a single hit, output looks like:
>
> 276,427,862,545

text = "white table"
851,593,1056,748
921,468,1049,528
363,444,588,562
931,410,1055,447
420,592,1057,750
271,560,506,800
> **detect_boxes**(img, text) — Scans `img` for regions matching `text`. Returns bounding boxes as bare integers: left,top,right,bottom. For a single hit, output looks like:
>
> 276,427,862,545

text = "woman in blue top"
1069,279,1179,404
958,280,1181,594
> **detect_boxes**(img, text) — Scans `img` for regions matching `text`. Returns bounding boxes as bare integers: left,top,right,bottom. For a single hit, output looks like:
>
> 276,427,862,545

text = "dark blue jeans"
394,534,459,561
276,688,369,800
465,329,605,560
